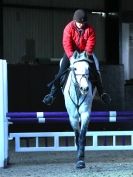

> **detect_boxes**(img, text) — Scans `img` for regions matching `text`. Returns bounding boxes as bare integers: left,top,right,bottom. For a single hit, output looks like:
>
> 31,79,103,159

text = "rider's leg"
89,55,111,105
43,54,70,105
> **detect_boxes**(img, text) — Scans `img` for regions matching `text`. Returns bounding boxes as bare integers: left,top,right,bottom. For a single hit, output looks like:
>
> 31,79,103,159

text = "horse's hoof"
76,160,86,169
42,95,54,106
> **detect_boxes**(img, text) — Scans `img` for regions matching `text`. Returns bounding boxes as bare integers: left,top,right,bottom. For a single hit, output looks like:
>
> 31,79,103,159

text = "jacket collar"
71,21,88,35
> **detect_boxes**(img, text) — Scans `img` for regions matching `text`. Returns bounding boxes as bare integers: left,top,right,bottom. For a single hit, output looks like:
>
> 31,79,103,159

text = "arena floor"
1,141,133,177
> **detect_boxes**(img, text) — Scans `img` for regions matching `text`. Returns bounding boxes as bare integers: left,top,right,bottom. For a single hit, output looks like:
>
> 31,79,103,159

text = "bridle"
70,60,89,94
68,60,90,109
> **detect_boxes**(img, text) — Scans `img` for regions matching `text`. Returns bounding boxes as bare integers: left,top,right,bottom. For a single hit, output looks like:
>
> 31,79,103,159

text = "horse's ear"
70,51,79,65
84,51,88,58
73,51,79,59
78,51,88,61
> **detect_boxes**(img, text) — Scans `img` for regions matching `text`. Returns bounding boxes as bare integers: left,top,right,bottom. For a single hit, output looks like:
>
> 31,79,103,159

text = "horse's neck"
63,71,72,93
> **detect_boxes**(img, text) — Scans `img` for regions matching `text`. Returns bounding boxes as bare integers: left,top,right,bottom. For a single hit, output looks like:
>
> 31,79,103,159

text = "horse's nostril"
86,87,89,91
81,87,89,93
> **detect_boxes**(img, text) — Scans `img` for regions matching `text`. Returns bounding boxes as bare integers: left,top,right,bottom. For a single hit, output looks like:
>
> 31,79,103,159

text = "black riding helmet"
73,9,88,23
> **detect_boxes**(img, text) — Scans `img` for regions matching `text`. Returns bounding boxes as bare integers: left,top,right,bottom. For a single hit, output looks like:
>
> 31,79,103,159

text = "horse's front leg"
69,116,80,151
76,126,87,169
75,130,80,151
76,112,90,169
78,126,87,160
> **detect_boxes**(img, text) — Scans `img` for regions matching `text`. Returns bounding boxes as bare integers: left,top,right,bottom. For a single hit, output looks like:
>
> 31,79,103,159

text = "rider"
43,9,111,105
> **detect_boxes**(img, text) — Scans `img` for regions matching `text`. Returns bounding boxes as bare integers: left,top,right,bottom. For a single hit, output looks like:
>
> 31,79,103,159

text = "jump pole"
0,59,8,168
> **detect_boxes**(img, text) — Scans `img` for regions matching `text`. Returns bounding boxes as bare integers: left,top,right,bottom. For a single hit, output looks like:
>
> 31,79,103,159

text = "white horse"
62,51,96,169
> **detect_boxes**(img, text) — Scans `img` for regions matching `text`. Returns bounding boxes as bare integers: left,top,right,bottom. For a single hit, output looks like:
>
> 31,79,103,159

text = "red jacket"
62,21,96,58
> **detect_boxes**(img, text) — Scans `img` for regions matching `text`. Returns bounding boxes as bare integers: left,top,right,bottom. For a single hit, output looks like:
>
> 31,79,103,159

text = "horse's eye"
74,68,77,70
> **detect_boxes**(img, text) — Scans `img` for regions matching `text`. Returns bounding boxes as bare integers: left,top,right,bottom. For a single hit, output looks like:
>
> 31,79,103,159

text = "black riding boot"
42,84,58,106
43,53,70,106
89,55,111,105
95,73,111,105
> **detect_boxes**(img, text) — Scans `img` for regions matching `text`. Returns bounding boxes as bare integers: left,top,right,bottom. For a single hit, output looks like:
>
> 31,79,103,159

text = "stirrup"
101,93,111,105
42,94,54,106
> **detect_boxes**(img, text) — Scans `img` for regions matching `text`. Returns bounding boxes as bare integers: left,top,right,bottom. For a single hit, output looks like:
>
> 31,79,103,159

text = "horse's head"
70,51,91,95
